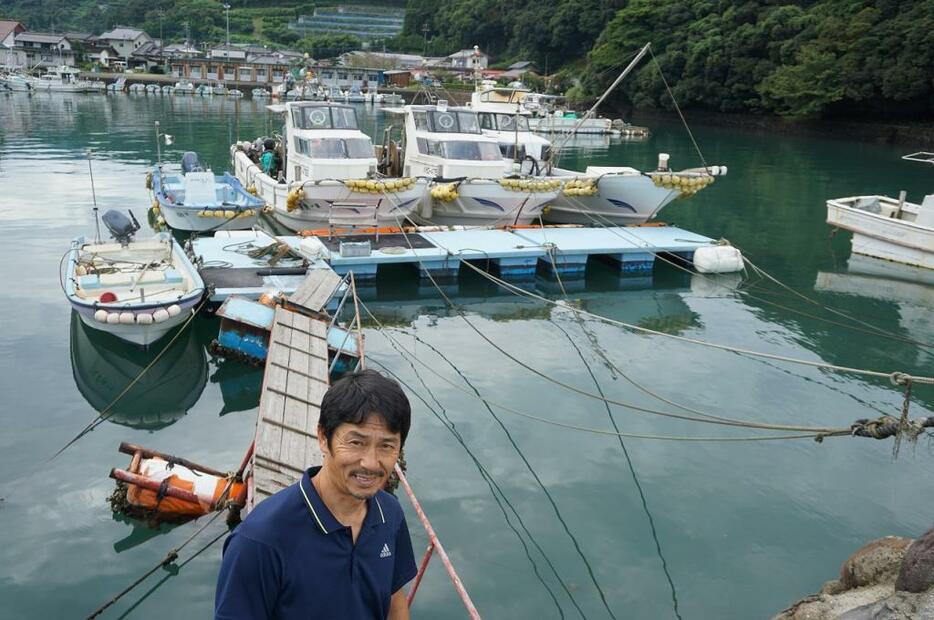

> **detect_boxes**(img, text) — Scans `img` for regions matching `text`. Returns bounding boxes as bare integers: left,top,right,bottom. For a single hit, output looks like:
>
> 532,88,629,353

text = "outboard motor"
181,151,204,174
102,209,141,246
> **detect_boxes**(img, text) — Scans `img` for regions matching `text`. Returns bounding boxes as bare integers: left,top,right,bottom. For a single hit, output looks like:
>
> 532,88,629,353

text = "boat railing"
328,272,365,375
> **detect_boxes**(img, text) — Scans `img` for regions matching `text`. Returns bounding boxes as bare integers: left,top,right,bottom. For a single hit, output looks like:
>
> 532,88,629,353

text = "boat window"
457,112,480,134
414,111,429,131
331,107,358,129
499,143,526,160
344,138,374,159
496,114,529,131
442,141,502,161
416,138,428,154
431,111,458,132
479,113,495,130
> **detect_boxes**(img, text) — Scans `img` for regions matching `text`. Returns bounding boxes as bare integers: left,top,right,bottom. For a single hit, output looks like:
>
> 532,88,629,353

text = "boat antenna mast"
86,149,101,244
153,120,174,167
549,41,651,169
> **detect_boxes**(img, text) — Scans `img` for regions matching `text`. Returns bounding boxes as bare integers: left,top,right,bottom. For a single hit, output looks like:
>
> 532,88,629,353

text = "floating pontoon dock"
192,224,715,304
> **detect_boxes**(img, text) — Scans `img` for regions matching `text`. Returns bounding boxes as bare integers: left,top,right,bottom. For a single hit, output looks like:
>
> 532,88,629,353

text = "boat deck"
192,224,714,303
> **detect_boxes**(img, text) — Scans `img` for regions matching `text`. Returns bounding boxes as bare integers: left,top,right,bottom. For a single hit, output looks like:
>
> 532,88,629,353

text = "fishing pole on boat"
86,149,102,244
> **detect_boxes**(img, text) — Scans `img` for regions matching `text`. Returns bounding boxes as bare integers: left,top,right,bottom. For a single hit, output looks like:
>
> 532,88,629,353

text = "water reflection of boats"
815,254,934,345
210,358,263,415
70,312,207,430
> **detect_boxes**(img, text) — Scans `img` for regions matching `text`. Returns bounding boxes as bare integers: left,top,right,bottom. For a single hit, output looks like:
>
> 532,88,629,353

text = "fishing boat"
128,83,146,94
151,152,264,232
144,84,160,95
161,84,175,95
196,84,214,96
106,76,127,93
27,66,91,92
469,85,554,164
231,101,425,231
251,87,270,99
62,210,205,346
1,73,31,91
544,160,725,225
388,101,560,226
212,82,228,96
344,88,366,103
826,152,934,270
227,88,243,98
174,78,194,94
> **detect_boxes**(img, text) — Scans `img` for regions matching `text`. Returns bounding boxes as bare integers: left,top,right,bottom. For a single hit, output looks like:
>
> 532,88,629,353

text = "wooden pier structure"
246,271,342,512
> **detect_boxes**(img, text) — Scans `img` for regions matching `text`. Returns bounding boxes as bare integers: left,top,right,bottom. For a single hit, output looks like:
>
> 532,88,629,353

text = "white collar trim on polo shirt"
301,476,386,532
300,476,329,534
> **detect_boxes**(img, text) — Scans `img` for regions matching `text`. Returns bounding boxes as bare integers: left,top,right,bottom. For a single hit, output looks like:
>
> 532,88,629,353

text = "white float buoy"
167,304,182,317
136,313,153,325
106,312,121,324
119,312,135,325
693,245,744,274
152,308,170,323
94,309,108,322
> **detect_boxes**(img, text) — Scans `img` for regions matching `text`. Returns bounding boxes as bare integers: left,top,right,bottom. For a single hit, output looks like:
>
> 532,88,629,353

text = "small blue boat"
151,152,265,232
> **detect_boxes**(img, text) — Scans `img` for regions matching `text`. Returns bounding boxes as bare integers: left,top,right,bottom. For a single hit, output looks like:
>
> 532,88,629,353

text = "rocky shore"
774,527,934,619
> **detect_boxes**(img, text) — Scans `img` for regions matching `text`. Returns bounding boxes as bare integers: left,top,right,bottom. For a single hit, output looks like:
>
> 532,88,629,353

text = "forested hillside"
2,0,931,119
403,0,933,120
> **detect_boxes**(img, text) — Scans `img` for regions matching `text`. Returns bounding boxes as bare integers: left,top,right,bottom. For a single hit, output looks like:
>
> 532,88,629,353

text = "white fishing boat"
212,82,228,96
545,160,726,225
128,83,146,94
161,85,175,95
174,79,194,95
144,84,160,95
27,66,91,92
106,77,127,93
469,85,554,164
227,88,243,98
826,152,934,270
345,89,366,103
391,101,561,226
231,101,425,231
251,88,270,99
151,152,265,232
63,210,205,346
523,93,618,135
1,73,31,91
196,84,214,96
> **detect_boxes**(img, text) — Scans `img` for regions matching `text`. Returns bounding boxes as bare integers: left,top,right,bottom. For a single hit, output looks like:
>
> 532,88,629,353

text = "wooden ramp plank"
249,307,333,513
289,269,343,312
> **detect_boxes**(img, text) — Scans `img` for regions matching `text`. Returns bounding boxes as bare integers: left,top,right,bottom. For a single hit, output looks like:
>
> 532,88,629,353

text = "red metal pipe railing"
394,463,481,619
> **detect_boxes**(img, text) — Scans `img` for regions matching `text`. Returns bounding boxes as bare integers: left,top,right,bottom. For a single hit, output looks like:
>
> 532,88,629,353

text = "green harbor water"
0,92,932,619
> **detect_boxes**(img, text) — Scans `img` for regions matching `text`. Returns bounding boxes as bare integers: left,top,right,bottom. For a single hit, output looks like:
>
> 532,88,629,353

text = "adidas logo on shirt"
380,543,392,559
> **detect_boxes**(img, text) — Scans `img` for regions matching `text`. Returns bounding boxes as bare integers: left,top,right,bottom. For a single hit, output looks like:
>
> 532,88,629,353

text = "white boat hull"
529,116,616,135
412,179,560,227
160,205,260,232
545,169,679,225
74,306,191,346
826,196,934,270
233,150,424,231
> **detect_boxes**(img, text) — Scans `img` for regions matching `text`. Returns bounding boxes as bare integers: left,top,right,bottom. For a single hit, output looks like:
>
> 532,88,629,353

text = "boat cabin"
400,102,508,179
280,101,377,183
469,86,552,163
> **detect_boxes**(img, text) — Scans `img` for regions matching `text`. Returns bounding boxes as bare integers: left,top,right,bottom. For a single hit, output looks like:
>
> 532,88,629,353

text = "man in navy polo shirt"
215,369,418,619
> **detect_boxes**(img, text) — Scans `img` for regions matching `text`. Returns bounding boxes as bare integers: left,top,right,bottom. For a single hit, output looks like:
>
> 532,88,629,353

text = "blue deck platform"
192,225,715,303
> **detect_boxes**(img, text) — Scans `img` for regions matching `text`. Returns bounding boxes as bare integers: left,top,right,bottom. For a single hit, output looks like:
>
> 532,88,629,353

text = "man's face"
319,415,401,500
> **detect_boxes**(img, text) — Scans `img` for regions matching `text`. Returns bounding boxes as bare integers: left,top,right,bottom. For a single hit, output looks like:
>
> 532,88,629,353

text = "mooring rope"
376,326,612,617
87,508,226,619
558,194,934,351
369,356,576,619
460,262,934,387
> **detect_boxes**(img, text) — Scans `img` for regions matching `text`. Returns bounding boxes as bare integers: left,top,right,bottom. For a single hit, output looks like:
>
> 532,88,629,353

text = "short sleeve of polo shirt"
215,532,282,619
393,514,418,594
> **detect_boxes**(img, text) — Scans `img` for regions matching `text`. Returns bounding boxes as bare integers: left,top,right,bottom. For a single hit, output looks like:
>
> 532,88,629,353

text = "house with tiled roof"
0,20,26,67
98,26,152,61
12,31,77,67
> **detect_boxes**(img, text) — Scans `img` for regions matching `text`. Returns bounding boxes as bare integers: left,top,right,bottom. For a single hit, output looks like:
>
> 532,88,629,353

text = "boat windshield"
291,106,358,130
414,110,482,134
417,139,502,161
295,137,374,159
479,113,530,131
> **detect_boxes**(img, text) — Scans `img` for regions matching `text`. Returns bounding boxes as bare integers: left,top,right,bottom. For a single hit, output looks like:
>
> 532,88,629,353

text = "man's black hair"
318,369,411,446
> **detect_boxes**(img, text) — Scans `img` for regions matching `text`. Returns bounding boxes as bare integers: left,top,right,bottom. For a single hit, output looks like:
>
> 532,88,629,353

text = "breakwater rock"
774,528,934,619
